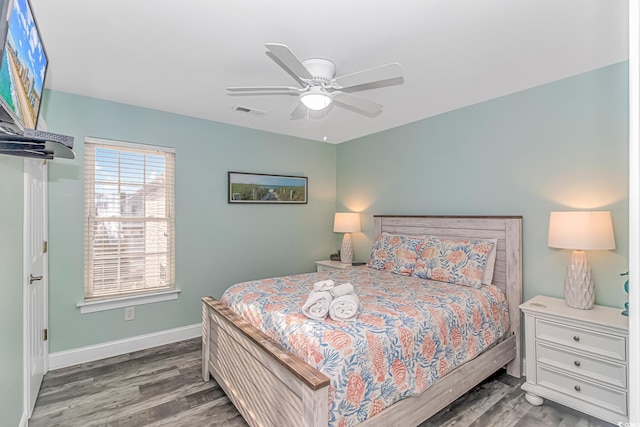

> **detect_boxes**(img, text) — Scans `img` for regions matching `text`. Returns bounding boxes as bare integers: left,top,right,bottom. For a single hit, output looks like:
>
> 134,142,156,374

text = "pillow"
368,232,423,276
482,238,498,285
412,236,495,288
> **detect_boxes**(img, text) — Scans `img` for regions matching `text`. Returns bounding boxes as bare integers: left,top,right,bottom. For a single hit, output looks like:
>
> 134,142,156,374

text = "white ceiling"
30,0,628,144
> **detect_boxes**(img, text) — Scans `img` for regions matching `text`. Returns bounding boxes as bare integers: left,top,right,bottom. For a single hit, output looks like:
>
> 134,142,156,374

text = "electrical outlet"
124,306,135,321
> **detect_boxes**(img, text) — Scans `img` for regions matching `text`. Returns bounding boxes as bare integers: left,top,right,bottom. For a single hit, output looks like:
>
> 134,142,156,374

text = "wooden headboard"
374,215,523,377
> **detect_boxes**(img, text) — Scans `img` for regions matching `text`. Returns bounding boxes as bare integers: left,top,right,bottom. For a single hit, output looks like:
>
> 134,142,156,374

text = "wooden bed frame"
202,215,522,426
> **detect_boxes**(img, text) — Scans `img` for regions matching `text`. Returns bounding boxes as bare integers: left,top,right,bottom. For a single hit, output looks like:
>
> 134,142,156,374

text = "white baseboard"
19,411,27,427
49,323,201,371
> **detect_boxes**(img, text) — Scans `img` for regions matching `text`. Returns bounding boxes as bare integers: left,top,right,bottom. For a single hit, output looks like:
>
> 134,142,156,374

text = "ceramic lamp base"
340,233,353,264
564,250,595,310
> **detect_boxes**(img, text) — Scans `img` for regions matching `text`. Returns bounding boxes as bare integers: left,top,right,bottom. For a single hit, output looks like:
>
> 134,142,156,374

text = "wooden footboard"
202,297,329,427
202,297,516,427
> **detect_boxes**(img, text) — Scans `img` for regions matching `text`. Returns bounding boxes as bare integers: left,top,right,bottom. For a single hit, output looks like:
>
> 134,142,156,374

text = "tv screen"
0,0,47,131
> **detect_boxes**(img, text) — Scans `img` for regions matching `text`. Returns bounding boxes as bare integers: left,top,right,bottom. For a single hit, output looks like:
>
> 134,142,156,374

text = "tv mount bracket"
0,127,75,160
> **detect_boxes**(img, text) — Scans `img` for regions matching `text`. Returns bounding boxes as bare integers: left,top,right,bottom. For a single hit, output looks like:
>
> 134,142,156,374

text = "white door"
24,158,48,417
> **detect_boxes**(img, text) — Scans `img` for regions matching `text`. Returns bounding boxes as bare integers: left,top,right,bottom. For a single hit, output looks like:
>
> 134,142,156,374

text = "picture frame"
228,171,308,204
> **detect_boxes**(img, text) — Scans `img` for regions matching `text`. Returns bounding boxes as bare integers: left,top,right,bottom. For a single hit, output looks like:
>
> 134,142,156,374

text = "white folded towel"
313,279,335,291
302,291,333,320
329,283,354,298
329,293,360,322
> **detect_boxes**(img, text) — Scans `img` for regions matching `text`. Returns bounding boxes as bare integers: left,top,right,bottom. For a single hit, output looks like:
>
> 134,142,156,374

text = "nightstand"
520,295,629,425
315,260,354,272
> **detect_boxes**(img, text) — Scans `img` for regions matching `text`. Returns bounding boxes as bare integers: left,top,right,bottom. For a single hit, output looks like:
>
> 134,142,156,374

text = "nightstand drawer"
537,366,627,416
536,319,626,362
315,260,355,272
536,342,627,388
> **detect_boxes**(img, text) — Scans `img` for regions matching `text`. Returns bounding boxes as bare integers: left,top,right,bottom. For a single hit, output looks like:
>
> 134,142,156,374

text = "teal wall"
42,91,337,352
336,62,629,309
0,156,24,426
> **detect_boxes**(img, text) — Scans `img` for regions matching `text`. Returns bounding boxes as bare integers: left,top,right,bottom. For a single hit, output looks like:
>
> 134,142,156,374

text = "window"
84,137,175,301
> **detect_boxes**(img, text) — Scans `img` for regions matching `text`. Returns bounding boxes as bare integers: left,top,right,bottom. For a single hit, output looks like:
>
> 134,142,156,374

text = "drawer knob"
573,335,580,342
574,360,581,367
574,385,581,392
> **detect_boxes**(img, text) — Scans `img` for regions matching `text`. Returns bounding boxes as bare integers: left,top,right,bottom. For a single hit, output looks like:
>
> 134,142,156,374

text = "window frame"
81,137,176,311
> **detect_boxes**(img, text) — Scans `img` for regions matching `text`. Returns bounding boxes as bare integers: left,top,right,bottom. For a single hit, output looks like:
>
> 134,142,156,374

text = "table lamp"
333,213,361,264
547,211,616,309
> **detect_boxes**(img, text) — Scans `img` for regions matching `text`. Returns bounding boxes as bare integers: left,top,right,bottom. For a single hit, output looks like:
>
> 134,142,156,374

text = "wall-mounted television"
0,0,74,160
0,0,47,134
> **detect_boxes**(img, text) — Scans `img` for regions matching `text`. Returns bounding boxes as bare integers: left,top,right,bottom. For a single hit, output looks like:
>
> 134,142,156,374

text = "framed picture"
228,172,308,204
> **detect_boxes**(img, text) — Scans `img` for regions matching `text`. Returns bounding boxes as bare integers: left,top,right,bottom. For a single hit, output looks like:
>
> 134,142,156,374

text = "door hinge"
43,329,48,341
43,240,48,254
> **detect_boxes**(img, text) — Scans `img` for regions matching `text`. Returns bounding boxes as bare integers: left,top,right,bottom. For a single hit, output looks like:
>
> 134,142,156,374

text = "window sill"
77,288,181,314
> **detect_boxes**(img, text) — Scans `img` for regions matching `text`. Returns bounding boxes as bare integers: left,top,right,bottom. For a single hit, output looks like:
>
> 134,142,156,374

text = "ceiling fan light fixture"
300,87,332,111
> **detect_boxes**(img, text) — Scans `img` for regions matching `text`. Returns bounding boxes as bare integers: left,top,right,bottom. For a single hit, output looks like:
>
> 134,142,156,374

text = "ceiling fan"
227,44,404,119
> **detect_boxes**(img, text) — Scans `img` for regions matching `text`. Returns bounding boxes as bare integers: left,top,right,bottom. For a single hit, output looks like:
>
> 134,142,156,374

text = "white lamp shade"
300,87,332,111
548,211,615,250
333,212,361,233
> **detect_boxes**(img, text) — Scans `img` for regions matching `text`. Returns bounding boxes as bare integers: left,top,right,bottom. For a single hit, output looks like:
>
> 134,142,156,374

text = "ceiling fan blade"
227,86,298,92
266,43,314,80
290,102,307,120
290,102,332,120
334,63,403,89
333,92,382,115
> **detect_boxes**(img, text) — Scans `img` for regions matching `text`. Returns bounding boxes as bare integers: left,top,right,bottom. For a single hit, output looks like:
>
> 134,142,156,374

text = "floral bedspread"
221,267,510,427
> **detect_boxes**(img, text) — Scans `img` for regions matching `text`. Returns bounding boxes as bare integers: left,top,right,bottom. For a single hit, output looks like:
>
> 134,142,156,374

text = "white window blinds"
84,137,175,300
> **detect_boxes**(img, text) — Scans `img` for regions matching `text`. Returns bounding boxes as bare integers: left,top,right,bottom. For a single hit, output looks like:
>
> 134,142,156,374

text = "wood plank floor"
30,338,616,427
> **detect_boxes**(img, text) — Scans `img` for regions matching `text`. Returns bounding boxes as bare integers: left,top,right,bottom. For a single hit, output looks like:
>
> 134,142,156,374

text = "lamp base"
340,233,353,264
564,250,595,310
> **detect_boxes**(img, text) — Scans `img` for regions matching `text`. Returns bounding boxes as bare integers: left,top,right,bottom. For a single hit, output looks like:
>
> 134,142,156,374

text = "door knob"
29,274,43,284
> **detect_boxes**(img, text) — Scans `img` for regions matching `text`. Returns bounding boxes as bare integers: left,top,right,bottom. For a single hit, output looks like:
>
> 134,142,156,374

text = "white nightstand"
520,295,629,425
315,260,355,272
